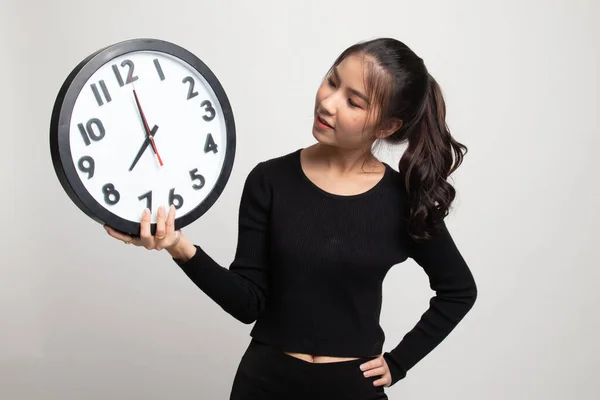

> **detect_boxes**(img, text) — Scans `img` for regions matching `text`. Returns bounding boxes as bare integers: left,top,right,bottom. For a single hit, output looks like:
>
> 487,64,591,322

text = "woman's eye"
327,78,336,87
348,99,361,108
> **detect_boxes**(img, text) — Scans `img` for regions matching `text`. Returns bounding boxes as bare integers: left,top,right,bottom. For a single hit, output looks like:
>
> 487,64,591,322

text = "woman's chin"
311,128,330,144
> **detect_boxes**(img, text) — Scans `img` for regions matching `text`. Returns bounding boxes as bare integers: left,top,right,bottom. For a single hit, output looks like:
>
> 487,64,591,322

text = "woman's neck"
305,143,384,176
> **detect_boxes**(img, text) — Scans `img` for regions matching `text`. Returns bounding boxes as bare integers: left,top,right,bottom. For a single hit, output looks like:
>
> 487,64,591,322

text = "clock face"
51,40,236,235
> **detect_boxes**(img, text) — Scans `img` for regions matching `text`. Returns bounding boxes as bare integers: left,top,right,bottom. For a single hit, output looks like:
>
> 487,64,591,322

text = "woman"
105,38,478,399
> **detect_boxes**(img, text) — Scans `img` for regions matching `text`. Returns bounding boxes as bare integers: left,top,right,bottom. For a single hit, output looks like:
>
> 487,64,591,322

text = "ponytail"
328,38,468,241
398,74,468,242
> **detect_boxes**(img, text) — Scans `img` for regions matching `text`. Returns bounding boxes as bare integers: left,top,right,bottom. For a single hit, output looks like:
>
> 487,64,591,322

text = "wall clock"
50,38,235,235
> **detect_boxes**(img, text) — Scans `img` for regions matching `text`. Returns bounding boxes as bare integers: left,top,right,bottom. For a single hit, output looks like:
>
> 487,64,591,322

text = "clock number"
201,100,216,121
91,80,111,106
138,190,153,211
182,77,198,100
112,59,138,87
189,168,206,190
78,118,105,146
153,59,165,81
169,188,184,210
77,156,95,179
204,133,218,154
112,64,125,87
102,183,120,206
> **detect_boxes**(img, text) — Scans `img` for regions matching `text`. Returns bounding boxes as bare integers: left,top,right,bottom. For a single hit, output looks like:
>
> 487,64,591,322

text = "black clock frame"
50,38,236,236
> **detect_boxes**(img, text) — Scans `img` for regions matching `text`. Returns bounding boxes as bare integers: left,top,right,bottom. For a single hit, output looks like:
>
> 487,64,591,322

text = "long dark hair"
329,38,468,242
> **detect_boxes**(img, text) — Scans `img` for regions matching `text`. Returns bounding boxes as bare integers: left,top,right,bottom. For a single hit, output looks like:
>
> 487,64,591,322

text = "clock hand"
132,88,163,166
129,125,159,172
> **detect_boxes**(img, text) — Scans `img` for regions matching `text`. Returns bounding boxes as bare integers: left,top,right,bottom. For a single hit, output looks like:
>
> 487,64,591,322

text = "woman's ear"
376,118,403,139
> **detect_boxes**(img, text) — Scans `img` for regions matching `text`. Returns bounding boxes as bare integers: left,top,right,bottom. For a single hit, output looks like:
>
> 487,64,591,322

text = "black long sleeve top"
174,148,478,386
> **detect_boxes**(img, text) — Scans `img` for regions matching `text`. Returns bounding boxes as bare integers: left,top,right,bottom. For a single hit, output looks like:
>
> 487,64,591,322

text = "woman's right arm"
166,162,272,325
165,233,197,263
104,162,272,325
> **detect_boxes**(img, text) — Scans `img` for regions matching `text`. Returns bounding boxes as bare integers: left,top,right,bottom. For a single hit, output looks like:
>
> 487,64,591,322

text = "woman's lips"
316,115,334,129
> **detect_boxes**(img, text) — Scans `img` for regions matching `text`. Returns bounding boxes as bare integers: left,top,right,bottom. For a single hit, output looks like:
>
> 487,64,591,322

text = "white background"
1,0,598,399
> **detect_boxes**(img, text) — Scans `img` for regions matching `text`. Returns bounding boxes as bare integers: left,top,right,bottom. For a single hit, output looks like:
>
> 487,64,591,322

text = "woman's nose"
319,93,338,116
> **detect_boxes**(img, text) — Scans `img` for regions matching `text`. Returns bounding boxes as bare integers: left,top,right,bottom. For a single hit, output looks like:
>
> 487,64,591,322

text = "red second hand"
132,83,163,166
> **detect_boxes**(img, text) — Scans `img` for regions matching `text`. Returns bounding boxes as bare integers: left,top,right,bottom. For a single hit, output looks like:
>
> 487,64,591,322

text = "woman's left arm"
382,220,478,387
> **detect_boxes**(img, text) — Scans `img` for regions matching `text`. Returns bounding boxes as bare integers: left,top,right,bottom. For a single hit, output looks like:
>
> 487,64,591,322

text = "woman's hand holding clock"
104,205,185,253
104,205,197,262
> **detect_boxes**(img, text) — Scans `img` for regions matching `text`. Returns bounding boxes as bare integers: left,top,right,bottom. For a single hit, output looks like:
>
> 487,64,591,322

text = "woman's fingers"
166,205,176,237
104,207,178,250
139,208,153,249
156,205,178,250
155,206,166,239
104,225,134,244
363,366,386,378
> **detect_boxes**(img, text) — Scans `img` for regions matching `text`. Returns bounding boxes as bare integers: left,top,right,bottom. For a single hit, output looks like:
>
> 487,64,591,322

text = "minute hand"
132,89,163,166
129,125,159,172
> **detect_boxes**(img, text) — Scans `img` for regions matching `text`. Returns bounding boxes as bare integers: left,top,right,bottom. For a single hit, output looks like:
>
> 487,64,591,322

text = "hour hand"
129,125,159,172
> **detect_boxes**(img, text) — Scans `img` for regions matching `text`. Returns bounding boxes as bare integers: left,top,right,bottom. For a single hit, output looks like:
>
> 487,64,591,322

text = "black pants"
230,339,388,400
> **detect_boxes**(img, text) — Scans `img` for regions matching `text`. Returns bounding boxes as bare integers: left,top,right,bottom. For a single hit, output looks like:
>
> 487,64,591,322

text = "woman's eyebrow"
333,67,370,105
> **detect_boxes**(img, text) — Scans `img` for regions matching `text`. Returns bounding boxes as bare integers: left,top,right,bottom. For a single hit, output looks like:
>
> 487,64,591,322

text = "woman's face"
312,53,381,150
